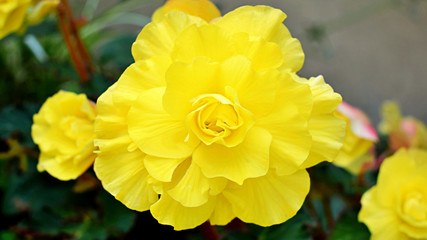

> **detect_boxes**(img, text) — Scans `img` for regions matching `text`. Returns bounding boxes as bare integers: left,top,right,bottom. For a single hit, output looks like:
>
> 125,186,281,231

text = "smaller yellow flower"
152,0,221,22
0,0,31,39
380,101,427,152
32,91,97,181
359,148,427,240
334,102,378,174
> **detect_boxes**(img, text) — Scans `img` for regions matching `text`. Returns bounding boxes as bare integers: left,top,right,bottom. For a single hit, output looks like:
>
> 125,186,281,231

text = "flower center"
402,191,427,221
186,92,254,147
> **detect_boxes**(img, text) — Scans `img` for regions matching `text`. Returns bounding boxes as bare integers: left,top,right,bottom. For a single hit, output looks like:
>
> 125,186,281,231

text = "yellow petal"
163,57,220,117
333,111,375,174
271,26,304,72
257,74,313,175
359,187,407,240
144,155,186,182
95,88,158,211
209,194,235,226
193,127,272,185
301,115,346,168
111,57,171,108
306,75,343,115
215,5,304,72
168,162,210,207
219,55,278,117
152,0,221,22
260,104,312,175
375,149,417,208
150,193,216,230
127,87,199,158
216,5,286,41
0,0,30,39
171,24,234,63
223,169,310,226
94,139,157,211
38,145,95,181
232,32,283,71
132,11,206,61
299,75,346,168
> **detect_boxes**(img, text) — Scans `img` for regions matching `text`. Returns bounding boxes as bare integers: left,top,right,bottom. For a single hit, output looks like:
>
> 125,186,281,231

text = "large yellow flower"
32,91,97,181
359,148,427,240
0,0,31,39
152,0,221,22
95,5,345,230
334,102,378,174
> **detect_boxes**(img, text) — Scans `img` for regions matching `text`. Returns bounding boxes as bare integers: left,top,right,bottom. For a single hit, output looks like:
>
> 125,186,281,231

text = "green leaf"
98,190,137,234
0,231,17,240
248,209,312,240
330,210,370,240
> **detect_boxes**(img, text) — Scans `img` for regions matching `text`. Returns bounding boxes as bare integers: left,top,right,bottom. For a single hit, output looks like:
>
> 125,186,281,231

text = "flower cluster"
359,148,427,240
32,91,97,180
94,5,345,229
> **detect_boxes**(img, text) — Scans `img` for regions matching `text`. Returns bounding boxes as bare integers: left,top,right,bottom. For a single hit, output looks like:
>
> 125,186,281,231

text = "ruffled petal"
257,74,312,175
223,169,310,226
219,55,278,117
111,57,171,107
152,0,220,22
172,24,234,63
128,87,199,158
375,149,416,208
259,104,311,175
94,89,158,211
163,57,220,118
193,127,272,185
150,193,216,230
168,162,210,207
216,5,286,41
144,155,186,182
232,32,283,71
209,194,235,226
271,25,304,72
37,144,95,181
359,187,407,240
299,75,346,168
132,11,206,61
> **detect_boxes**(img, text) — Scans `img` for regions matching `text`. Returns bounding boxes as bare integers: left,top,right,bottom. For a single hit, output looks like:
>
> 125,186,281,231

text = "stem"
305,194,327,240
200,222,219,240
321,196,334,236
57,0,92,82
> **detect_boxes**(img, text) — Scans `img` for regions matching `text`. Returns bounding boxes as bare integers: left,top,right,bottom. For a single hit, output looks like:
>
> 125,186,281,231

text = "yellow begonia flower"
27,0,60,25
334,102,378,174
359,148,427,240
95,6,345,230
0,0,31,39
32,91,97,181
380,101,427,152
152,0,220,22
